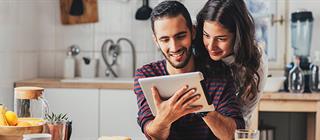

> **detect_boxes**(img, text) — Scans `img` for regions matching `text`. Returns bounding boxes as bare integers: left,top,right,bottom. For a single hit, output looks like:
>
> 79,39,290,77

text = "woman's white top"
222,48,268,128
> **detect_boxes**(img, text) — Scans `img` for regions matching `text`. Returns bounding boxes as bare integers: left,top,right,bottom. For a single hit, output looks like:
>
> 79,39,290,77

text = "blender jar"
14,87,49,118
291,10,313,57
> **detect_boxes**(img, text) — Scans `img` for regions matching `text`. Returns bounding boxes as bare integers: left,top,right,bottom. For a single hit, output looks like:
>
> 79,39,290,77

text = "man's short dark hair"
150,1,193,34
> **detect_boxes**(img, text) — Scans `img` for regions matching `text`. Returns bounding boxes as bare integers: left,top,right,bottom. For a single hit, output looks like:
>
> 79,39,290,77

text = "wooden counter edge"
14,78,133,90
262,92,320,100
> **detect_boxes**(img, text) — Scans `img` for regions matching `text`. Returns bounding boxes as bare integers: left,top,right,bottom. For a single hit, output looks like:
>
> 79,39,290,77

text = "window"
246,0,286,69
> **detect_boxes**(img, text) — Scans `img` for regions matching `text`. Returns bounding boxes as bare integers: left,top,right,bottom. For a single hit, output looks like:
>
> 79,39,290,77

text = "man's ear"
152,34,160,48
192,25,196,40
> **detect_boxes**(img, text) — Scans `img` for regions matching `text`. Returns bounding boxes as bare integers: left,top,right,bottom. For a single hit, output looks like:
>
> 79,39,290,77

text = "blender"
284,10,314,93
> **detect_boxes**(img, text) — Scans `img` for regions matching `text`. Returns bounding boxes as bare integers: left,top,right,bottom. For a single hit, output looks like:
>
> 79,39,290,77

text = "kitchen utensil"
80,58,97,78
135,0,152,20
284,10,314,93
291,10,313,58
82,57,91,65
69,45,80,56
101,38,136,78
60,0,98,24
69,0,84,16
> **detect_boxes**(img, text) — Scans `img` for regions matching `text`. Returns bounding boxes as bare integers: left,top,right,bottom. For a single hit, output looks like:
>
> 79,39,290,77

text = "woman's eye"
217,38,226,41
203,33,210,38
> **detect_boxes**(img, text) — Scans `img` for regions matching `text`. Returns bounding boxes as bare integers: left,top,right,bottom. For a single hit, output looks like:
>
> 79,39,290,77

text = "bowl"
263,76,286,92
0,118,44,140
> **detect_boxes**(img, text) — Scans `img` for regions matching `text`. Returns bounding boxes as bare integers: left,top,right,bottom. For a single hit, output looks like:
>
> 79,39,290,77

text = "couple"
134,0,268,139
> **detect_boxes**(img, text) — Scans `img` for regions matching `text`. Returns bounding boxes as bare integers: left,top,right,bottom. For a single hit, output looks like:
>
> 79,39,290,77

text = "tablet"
138,72,215,116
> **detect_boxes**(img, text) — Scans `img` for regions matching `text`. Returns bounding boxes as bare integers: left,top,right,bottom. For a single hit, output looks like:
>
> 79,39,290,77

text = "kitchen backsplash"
34,0,208,78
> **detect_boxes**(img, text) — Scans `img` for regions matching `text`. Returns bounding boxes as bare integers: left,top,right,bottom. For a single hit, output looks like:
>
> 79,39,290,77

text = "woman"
194,0,268,128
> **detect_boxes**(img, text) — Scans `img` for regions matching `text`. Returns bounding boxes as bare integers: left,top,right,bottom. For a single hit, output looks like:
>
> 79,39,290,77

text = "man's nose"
169,40,180,52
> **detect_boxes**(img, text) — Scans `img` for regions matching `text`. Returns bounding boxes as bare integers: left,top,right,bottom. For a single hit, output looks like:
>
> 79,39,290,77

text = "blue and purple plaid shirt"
134,59,244,140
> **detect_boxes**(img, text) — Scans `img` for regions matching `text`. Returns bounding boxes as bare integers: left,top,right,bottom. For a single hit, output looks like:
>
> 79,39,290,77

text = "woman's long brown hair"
194,0,261,104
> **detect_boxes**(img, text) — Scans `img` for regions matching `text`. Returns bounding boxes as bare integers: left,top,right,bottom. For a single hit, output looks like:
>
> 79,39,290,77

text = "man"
133,1,244,140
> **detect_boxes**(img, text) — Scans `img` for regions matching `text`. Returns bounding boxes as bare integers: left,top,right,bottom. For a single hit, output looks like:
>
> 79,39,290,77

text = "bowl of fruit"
0,105,45,140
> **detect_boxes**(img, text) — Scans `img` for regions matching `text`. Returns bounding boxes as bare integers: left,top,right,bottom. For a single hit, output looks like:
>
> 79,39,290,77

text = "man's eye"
176,34,186,40
160,38,169,43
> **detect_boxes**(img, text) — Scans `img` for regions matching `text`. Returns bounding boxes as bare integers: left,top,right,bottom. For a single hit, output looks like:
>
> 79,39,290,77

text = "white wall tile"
19,52,39,80
37,1,57,51
39,51,56,78
93,33,128,53
95,0,132,35
183,0,207,21
94,51,108,77
0,2,18,52
0,52,21,84
17,1,40,51
55,24,95,52
117,52,135,77
131,20,155,53
54,51,65,78
136,51,159,69
0,85,14,110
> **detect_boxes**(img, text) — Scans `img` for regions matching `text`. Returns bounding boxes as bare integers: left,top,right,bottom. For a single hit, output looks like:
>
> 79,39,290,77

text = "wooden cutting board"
60,0,98,25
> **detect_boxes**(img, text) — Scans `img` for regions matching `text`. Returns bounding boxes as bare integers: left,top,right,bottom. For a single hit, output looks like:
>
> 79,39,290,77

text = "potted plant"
45,112,72,140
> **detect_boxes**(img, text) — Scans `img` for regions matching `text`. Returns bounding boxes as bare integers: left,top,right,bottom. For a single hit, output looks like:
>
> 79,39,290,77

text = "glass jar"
309,64,320,92
14,87,49,118
288,58,305,93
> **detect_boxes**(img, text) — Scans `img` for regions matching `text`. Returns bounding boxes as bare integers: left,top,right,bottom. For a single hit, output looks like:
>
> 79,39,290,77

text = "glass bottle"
309,51,320,93
288,57,305,93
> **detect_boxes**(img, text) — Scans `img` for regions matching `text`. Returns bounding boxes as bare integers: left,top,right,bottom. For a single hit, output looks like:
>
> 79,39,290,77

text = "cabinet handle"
271,14,284,26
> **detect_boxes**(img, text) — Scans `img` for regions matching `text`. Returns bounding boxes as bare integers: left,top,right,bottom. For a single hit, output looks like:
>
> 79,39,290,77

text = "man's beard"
162,47,193,69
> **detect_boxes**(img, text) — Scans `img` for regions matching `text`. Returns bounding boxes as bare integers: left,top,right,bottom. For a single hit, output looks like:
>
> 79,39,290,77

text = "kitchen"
0,0,320,140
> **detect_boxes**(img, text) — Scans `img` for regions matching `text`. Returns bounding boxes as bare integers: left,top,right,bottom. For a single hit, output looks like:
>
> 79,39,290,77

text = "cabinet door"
99,89,145,140
45,88,99,140
246,0,286,69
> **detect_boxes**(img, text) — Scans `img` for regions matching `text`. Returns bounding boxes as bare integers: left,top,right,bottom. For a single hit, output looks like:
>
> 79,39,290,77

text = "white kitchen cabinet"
44,88,99,140
99,89,146,140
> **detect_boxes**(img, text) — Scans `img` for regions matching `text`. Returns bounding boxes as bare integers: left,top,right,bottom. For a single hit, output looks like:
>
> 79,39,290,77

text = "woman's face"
203,21,234,61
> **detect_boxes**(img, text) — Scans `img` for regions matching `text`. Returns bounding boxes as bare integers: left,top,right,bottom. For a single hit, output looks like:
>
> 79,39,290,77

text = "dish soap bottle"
64,51,75,78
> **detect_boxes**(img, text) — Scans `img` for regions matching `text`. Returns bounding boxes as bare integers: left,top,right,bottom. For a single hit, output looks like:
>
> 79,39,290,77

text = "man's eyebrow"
159,36,169,40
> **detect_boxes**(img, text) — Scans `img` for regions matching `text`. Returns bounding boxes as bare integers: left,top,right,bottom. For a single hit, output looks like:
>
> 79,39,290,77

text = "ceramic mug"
22,133,52,140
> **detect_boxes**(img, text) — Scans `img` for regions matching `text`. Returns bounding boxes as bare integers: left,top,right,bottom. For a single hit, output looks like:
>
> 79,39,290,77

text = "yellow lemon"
17,121,32,127
5,111,18,126
18,118,44,126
